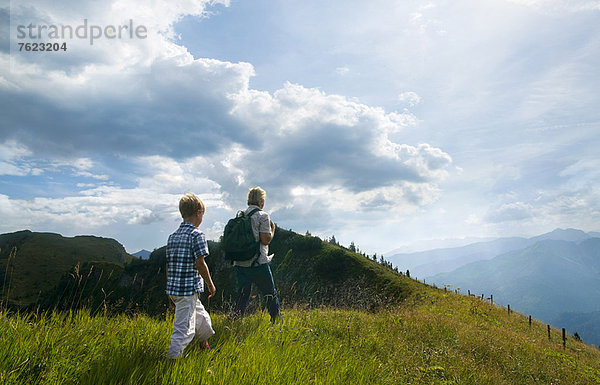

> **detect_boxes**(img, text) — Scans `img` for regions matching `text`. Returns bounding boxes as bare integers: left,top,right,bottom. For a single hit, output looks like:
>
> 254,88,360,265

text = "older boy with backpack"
222,186,281,323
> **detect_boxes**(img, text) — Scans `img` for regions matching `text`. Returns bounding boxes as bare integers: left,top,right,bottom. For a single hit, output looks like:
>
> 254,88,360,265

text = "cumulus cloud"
0,0,456,250
3,0,254,160
1,55,256,159
224,82,452,219
128,209,161,225
0,159,228,236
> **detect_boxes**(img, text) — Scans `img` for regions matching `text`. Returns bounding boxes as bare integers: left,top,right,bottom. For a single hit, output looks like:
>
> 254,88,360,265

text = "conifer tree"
328,235,338,246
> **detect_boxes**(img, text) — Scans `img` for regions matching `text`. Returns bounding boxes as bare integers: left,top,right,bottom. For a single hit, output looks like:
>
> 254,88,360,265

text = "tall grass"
1,247,17,310
2,288,600,384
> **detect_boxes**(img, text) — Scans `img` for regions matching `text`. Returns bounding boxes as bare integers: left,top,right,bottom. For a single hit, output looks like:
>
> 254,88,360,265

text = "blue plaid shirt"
166,222,209,296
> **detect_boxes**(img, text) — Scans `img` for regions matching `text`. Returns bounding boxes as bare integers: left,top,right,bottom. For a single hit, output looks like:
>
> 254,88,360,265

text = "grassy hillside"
36,228,415,316
37,258,170,316
0,231,133,307
3,229,600,383
2,287,600,384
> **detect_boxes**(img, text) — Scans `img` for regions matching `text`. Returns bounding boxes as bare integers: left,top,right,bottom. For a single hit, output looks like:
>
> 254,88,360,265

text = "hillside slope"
3,288,600,384
3,229,600,383
40,228,417,316
0,230,133,307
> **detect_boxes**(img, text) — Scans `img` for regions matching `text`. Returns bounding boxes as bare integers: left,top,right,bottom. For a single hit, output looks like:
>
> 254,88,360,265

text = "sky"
1,0,599,255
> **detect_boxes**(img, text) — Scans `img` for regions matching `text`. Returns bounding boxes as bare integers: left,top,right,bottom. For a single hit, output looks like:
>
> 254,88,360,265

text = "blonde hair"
179,193,205,219
247,186,266,206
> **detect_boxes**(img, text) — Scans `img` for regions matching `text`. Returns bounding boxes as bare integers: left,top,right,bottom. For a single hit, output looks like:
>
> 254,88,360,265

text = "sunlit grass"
2,288,600,384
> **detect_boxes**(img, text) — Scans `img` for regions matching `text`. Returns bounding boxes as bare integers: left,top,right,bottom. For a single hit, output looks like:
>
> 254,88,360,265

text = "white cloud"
128,208,161,225
0,159,228,235
0,140,31,159
486,202,534,223
3,0,597,253
226,81,452,218
398,91,422,107
0,141,111,179
0,161,28,176
1,0,454,248
0,140,33,176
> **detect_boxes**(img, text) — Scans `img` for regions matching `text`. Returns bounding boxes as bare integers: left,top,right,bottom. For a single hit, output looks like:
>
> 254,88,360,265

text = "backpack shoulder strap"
247,208,262,266
247,208,261,217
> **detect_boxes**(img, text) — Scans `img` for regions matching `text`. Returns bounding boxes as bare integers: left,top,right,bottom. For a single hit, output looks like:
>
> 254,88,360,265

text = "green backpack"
221,208,261,262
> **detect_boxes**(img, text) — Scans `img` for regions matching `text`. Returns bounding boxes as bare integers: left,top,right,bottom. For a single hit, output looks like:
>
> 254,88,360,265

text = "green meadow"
2,286,600,385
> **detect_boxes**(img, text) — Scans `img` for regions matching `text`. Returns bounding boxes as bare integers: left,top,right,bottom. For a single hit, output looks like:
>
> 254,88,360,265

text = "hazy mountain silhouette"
428,236,600,345
387,228,595,279
132,249,152,260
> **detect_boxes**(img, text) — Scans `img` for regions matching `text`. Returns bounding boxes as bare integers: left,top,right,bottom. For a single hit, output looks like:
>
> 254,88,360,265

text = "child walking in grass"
165,193,216,359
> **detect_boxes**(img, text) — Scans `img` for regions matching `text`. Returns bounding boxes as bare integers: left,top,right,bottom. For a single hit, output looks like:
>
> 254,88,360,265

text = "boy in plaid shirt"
165,193,216,359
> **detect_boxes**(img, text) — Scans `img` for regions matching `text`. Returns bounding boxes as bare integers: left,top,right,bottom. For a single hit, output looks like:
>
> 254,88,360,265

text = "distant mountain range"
387,228,593,279
132,249,152,260
414,229,600,346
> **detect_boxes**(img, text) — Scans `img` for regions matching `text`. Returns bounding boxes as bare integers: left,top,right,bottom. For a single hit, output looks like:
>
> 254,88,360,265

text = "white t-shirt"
232,205,273,267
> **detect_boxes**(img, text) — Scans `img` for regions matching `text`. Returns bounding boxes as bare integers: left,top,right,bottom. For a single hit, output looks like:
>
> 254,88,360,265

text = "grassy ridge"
0,231,133,307
2,229,600,383
32,229,414,316
2,287,600,384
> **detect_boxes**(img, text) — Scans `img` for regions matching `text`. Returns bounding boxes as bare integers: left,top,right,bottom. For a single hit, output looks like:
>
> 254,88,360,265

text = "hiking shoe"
199,341,210,350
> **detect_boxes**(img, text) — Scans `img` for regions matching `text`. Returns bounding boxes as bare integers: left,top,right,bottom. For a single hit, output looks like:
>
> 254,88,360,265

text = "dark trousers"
233,264,280,322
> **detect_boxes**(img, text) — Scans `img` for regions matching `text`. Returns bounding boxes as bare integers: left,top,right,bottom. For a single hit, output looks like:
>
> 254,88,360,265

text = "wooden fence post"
490,294,493,305
529,315,532,328
547,325,551,341
507,304,511,315
562,328,566,350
